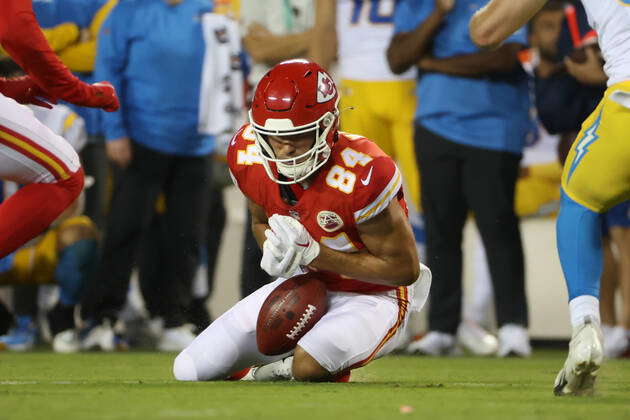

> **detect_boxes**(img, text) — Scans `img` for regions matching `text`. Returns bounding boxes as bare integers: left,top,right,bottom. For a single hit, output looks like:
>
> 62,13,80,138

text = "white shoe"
406,331,456,356
602,325,628,359
243,357,294,381
457,320,498,356
497,324,531,357
157,325,196,352
81,320,115,352
554,316,603,396
52,329,80,353
147,317,165,340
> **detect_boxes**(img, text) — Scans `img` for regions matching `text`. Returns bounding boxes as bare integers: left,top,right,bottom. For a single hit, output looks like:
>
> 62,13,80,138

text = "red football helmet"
249,59,340,184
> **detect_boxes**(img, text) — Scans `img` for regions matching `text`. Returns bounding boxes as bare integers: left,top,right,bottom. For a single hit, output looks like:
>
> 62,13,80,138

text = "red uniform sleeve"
0,0,118,111
351,155,403,224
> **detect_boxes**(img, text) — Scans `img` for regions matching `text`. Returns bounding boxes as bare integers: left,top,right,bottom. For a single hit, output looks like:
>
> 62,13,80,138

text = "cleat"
0,316,36,352
81,320,128,351
457,320,498,356
247,357,293,381
406,331,456,356
52,329,80,353
554,316,603,396
497,324,531,358
157,324,196,352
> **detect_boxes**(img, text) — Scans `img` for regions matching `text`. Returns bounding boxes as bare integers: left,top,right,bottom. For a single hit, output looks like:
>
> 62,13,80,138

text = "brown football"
256,272,328,356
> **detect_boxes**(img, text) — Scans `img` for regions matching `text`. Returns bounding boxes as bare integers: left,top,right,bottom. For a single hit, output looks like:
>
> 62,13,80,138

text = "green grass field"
1,350,629,420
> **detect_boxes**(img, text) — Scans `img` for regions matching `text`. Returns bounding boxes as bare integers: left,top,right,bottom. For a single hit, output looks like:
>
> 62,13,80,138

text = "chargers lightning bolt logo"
567,108,604,182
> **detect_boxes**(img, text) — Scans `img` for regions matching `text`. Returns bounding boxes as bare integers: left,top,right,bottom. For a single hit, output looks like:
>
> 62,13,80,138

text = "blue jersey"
394,0,532,154
96,0,215,156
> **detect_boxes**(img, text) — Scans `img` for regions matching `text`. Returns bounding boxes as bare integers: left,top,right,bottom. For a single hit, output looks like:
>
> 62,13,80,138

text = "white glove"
263,214,320,272
260,229,301,278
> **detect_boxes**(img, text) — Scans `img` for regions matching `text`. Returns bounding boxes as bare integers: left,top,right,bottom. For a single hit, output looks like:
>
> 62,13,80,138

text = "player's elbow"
399,266,421,287
386,36,411,75
390,258,421,287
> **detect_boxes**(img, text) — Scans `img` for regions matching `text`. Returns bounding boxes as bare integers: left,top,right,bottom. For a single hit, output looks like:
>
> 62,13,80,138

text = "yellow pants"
562,81,630,212
516,162,563,217
0,216,95,285
339,79,421,208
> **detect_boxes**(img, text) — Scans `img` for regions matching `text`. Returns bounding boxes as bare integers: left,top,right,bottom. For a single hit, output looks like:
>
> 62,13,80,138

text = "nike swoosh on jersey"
361,166,373,185
295,241,310,248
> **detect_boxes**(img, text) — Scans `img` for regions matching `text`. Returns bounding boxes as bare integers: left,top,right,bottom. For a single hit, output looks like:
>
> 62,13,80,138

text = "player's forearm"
420,43,522,77
386,9,447,75
246,31,312,66
470,0,547,49
310,246,419,287
251,222,269,250
309,0,337,70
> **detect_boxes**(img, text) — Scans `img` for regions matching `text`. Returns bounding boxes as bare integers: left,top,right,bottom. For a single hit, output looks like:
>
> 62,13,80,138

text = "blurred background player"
389,0,531,357
312,0,421,211
80,0,219,353
0,0,118,258
311,0,424,258
461,0,602,357
470,0,630,397
135,3,245,340
600,201,630,358
173,59,431,382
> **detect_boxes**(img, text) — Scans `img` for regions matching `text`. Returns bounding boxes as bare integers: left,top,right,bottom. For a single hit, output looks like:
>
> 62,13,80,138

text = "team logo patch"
317,72,336,103
317,211,343,232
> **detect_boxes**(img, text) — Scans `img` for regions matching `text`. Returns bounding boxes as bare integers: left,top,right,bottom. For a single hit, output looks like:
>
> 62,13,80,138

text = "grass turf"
1,350,629,420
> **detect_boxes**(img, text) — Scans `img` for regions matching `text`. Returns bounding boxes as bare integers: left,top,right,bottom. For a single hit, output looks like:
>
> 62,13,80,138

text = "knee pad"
173,351,199,381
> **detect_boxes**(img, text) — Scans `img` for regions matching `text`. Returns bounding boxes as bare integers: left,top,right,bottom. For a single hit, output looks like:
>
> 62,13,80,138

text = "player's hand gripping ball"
256,272,328,356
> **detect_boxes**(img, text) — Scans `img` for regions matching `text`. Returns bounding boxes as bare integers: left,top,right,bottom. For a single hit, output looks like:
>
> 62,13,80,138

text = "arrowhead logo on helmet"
317,72,336,103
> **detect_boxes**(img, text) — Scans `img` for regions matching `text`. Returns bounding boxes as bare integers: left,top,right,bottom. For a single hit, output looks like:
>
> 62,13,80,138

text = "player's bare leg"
292,346,333,381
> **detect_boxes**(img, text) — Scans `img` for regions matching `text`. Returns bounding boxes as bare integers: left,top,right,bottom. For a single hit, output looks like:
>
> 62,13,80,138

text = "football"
256,272,328,356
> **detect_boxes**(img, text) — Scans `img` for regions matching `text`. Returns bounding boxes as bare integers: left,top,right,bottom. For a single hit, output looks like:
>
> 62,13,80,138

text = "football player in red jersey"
0,0,120,257
173,59,431,382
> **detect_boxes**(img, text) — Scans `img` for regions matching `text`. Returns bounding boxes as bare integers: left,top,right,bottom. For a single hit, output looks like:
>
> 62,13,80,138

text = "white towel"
198,13,245,155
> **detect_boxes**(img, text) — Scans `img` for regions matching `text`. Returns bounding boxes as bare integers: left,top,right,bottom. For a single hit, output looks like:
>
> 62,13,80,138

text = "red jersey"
227,124,408,294
0,0,94,104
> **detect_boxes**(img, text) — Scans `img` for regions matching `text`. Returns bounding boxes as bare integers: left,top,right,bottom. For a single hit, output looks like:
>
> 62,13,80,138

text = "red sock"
227,367,252,381
333,370,351,383
0,168,83,258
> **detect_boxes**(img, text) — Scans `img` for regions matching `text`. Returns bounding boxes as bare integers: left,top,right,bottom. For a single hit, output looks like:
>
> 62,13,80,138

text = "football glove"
268,214,320,268
260,229,301,278
84,81,120,112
